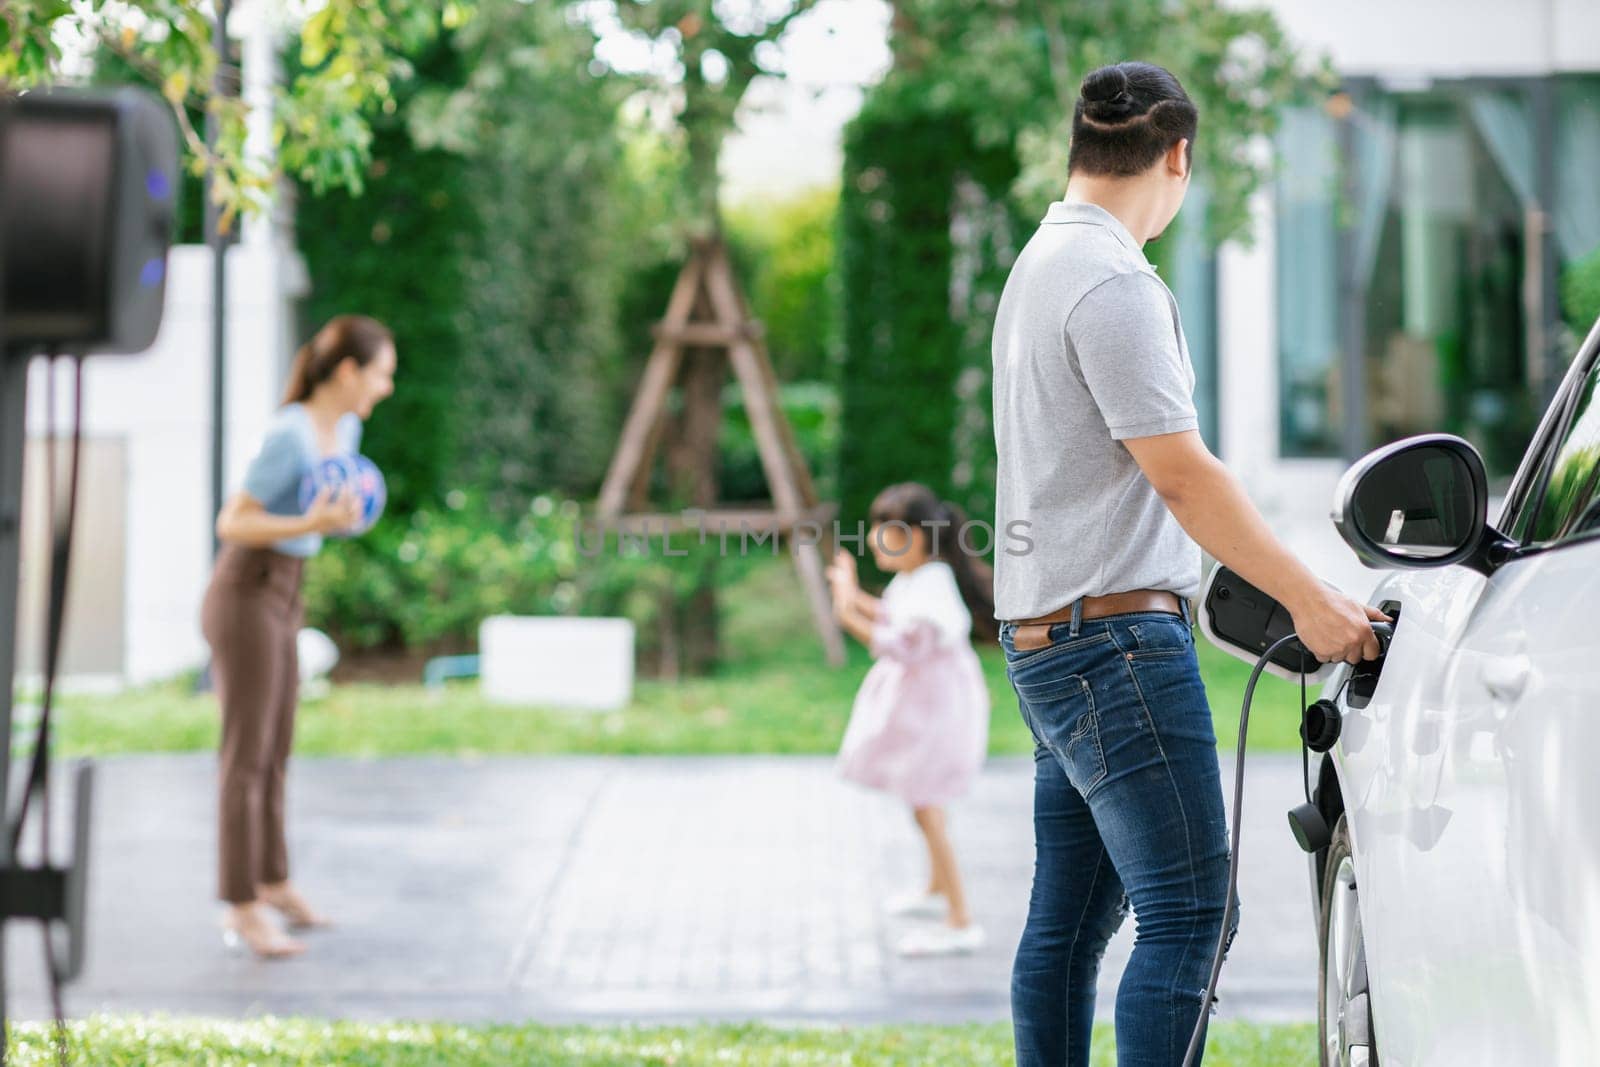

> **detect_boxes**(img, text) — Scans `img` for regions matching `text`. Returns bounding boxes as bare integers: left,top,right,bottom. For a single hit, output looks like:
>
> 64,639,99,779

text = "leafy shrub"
1562,245,1600,335
303,493,580,652
302,492,756,674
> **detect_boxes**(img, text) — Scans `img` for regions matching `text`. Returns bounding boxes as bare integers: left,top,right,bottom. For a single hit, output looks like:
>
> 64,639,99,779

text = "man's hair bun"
1081,66,1129,103
1080,66,1138,121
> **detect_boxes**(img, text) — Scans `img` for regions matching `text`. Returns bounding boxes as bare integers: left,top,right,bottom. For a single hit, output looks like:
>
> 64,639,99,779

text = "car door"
1345,330,1600,1067
1335,559,1487,1067
1439,345,1600,1066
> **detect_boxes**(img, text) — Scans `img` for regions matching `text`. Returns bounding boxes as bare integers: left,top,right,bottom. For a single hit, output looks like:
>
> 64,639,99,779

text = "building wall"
16,438,126,683
19,243,303,686
1251,0,1600,78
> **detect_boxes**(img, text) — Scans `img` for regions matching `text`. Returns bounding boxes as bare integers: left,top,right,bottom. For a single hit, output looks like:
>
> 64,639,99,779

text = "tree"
837,0,1317,544
3,0,475,227
878,0,1317,242
726,187,840,384
580,1,830,674
600,0,819,235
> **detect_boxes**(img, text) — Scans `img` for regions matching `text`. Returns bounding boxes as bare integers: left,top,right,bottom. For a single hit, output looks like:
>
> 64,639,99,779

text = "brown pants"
201,544,304,904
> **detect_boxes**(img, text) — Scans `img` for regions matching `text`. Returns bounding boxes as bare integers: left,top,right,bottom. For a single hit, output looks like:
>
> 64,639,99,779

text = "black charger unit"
1198,563,1332,683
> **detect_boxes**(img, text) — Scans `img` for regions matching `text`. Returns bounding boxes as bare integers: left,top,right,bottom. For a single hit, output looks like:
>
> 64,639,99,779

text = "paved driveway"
10,753,1318,1024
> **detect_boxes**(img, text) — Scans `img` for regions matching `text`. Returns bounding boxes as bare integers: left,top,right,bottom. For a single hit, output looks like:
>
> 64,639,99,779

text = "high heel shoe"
257,884,333,931
222,908,305,960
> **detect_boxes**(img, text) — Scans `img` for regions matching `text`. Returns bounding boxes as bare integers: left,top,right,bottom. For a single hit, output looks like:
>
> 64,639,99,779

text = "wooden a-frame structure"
596,237,845,667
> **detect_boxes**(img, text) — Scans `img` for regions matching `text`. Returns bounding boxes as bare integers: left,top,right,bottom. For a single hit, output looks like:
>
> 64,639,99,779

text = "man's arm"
1123,429,1388,665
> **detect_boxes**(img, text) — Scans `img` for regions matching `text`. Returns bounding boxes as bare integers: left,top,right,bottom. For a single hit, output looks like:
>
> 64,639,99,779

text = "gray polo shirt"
990,200,1201,621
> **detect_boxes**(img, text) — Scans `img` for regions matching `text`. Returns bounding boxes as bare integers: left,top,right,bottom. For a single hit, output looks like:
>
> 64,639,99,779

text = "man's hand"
1286,584,1392,665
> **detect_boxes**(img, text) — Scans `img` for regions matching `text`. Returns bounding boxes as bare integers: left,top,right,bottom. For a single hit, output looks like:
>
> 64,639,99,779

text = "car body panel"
1307,314,1600,1067
1325,534,1600,1066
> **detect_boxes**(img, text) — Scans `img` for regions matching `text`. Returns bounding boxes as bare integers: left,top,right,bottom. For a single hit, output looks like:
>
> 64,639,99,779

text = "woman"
202,314,395,959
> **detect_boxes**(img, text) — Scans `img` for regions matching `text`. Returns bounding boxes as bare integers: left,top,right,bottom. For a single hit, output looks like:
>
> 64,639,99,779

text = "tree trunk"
664,339,725,675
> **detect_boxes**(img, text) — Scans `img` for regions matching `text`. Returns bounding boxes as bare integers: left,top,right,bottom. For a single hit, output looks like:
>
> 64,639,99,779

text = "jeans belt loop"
1179,596,1191,627
1068,596,1083,638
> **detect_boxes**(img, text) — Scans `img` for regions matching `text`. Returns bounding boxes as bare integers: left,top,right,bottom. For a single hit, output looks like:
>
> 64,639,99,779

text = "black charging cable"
1299,668,1311,805
4,353,83,1067
1181,624,1390,1067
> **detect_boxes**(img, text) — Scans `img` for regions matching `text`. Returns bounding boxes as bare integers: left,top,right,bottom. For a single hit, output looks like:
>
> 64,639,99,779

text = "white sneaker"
895,923,986,957
883,890,947,919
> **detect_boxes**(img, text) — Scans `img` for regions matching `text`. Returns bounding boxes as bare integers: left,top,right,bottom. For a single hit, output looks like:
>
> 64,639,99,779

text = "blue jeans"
1001,600,1237,1067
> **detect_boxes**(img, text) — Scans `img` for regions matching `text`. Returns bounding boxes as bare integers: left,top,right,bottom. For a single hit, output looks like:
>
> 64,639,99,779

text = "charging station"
0,86,178,1054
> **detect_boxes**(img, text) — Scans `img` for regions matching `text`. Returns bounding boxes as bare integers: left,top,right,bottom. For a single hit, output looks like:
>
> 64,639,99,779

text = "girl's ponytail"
283,340,317,405
282,315,394,405
935,500,999,642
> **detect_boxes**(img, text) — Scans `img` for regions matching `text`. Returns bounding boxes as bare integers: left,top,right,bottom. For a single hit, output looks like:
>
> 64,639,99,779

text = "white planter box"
479,616,634,711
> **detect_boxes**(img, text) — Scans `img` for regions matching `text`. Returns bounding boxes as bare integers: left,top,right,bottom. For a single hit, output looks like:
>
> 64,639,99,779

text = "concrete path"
9,753,1319,1025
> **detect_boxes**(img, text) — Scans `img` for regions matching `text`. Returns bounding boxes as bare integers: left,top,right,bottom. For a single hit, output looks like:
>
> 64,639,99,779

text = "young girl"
203,314,396,959
826,482,997,957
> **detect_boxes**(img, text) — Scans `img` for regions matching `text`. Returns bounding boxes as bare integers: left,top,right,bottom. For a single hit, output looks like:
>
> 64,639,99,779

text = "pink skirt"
837,638,990,808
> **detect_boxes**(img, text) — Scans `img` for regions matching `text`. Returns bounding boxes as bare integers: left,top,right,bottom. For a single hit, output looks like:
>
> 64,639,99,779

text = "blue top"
241,404,363,558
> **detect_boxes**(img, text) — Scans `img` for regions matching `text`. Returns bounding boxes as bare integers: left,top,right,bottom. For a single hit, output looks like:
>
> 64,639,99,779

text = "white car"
1310,317,1600,1067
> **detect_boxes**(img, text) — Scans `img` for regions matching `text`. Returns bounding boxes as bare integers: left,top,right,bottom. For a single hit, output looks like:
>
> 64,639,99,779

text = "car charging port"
1344,601,1399,711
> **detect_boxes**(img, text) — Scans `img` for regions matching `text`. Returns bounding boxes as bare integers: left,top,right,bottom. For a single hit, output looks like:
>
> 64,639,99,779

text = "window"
1556,77,1600,283
1147,182,1220,452
1359,94,1536,478
1525,356,1600,543
1275,106,1341,457
1274,80,1597,472
1173,187,1220,452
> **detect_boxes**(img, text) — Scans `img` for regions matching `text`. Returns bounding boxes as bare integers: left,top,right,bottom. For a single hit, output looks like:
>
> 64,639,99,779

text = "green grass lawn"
9,1017,1317,1065
51,561,1312,759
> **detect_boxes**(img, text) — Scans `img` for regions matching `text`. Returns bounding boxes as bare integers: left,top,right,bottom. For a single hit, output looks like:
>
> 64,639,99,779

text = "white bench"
479,616,634,710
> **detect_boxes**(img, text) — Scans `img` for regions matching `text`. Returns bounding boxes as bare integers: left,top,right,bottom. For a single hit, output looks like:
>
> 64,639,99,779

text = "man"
991,61,1386,1067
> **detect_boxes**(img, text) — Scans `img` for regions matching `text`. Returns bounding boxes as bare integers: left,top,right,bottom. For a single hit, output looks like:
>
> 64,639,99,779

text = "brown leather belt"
1007,589,1183,651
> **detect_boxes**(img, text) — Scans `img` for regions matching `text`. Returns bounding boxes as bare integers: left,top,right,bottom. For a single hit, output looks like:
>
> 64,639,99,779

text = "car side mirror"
1332,434,1512,575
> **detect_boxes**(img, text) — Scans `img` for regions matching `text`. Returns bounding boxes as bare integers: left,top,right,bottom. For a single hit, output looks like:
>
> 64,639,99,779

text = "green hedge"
836,109,966,532
296,10,627,521
447,3,627,518
836,99,1017,559
295,38,474,519
303,494,579,652
1562,244,1600,336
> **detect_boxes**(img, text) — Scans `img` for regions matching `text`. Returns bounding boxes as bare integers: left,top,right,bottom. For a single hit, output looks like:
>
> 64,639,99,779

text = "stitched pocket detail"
1015,674,1105,794
1003,630,1113,672
1126,617,1191,659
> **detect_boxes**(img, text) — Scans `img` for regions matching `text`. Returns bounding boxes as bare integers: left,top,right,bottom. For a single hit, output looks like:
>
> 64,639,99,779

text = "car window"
1501,325,1600,542
1524,358,1600,544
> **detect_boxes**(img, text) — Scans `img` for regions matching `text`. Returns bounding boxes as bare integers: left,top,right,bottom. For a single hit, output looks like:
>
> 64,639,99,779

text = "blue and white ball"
348,455,387,535
299,454,386,537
